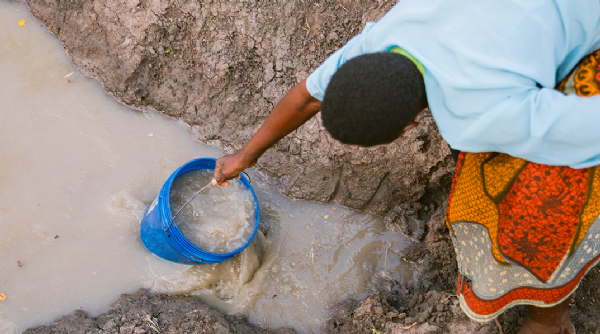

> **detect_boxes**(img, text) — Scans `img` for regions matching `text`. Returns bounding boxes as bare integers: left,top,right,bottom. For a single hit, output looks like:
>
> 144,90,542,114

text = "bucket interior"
160,158,260,263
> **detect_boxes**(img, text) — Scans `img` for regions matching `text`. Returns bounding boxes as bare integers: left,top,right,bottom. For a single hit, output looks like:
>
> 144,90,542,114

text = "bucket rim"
159,157,260,262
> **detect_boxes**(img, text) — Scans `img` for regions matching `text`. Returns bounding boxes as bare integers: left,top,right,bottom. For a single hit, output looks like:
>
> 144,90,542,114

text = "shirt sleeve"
305,22,377,101
449,87,600,168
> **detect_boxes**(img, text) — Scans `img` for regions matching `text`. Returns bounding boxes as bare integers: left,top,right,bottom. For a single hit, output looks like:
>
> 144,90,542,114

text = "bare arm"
213,79,321,185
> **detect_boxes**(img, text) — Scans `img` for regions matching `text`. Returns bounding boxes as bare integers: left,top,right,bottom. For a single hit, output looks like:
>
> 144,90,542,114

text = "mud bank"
24,290,294,334
26,0,454,216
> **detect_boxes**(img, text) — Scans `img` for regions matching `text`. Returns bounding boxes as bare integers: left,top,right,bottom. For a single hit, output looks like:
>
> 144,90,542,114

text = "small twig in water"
386,221,401,233
384,244,389,271
306,226,331,249
310,234,315,263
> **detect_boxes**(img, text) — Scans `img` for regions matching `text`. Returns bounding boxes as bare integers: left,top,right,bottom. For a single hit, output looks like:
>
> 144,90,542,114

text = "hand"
212,80,320,186
212,151,256,186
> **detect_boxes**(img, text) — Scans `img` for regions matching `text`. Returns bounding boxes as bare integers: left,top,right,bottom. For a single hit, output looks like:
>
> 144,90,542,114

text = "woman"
212,1,600,332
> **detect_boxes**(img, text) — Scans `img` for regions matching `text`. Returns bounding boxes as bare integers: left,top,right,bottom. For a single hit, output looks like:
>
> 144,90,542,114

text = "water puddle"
0,3,413,333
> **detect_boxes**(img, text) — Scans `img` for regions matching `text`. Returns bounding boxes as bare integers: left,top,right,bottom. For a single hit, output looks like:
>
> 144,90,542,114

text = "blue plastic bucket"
140,157,260,264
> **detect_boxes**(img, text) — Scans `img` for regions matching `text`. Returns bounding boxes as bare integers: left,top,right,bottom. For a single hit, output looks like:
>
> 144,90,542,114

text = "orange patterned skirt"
446,49,600,321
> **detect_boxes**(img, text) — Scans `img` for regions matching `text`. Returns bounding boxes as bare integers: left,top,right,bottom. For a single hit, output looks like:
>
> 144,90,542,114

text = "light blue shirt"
306,0,600,168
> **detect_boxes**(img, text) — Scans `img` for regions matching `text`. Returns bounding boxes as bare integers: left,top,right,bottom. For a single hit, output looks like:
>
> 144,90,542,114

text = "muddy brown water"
0,3,413,333
169,170,257,254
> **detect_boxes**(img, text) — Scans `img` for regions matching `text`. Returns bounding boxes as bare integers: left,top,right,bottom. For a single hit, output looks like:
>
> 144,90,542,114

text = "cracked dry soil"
22,0,600,333
26,0,455,216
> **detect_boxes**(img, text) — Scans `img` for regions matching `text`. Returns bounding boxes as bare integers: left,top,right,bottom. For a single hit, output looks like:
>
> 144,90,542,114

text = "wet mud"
18,0,600,333
24,290,295,334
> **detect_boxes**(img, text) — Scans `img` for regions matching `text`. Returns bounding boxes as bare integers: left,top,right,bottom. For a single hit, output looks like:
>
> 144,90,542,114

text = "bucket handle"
164,182,211,232
241,171,251,184
163,171,250,233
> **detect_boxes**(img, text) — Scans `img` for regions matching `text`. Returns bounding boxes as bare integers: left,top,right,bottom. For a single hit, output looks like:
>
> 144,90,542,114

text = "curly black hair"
320,52,426,146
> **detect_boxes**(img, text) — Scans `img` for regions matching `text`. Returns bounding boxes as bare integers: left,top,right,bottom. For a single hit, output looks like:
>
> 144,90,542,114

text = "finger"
213,165,221,178
214,167,227,184
211,177,230,187
237,174,241,179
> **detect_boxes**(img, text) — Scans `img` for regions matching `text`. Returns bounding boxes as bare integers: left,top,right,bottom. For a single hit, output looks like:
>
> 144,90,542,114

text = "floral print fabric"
447,50,600,321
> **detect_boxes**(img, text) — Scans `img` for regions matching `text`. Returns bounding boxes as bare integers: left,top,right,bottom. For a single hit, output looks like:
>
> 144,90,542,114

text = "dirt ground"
23,290,295,334
20,0,600,333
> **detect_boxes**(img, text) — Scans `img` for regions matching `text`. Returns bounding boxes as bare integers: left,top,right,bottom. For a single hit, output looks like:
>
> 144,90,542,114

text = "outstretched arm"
213,79,321,185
